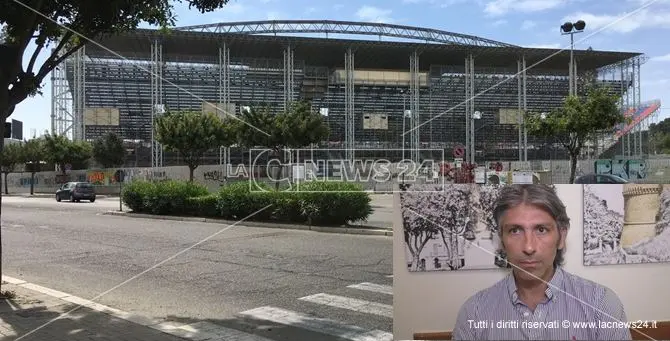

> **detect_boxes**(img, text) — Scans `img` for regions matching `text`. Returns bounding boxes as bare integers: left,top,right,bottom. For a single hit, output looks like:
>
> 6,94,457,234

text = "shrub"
121,181,155,212
122,180,209,215
293,181,373,226
184,194,219,217
123,179,372,227
216,181,275,220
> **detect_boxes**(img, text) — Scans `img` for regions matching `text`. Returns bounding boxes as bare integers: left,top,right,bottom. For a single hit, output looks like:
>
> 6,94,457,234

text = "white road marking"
0,275,276,341
347,282,393,295
238,306,393,341
298,293,393,318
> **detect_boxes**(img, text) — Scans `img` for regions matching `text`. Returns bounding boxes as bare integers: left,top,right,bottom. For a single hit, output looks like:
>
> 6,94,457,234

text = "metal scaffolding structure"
283,44,295,112
409,50,421,164
150,39,164,168
218,42,231,166
175,20,518,47
464,54,472,164
50,48,74,139
344,47,355,161
53,21,653,168
52,45,85,140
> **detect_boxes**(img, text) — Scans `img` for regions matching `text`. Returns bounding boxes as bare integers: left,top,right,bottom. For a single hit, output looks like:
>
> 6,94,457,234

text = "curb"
0,275,277,341
102,211,393,237
4,194,115,199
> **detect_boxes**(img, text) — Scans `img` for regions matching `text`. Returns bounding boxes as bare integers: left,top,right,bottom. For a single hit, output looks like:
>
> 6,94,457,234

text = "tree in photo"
437,184,472,270
43,133,93,174
234,101,329,190
526,86,626,183
19,138,46,196
0,142,23,194
401,186,448,271
155,111,235,182
93,132,127,168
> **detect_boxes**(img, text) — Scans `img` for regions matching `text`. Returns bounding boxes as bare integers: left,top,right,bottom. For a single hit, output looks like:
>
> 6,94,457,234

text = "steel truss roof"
174,20,518,48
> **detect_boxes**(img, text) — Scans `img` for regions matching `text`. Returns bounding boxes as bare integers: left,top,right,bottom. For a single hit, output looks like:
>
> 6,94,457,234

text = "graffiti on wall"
16,173,87,187
86,168,170,185
594,159,647,180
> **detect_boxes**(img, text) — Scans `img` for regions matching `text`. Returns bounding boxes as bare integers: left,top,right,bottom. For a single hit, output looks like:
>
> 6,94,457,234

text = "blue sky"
10,0,670,138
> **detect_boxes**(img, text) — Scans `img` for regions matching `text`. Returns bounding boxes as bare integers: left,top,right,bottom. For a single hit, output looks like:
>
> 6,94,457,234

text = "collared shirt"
452,267,632,340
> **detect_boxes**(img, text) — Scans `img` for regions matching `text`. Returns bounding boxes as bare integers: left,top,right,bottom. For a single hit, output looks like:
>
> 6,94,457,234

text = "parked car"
56,182,96,202
573,173,629,184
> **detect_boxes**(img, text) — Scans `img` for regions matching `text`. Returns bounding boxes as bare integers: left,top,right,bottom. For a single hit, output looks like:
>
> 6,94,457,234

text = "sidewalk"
0,277,274,341
0,281,187,340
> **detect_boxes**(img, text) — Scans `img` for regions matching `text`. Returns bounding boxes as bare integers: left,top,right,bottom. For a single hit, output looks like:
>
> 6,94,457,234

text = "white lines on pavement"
347,282,392,295
152,321,276,341
298,293,393,318
0,275,275,341
238,306,393,341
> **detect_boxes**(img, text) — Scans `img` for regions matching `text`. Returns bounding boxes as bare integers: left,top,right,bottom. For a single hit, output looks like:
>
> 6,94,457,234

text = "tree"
1,0,235,121
437,185,472,270
0,142,23,194
401,187,447,271
234,101,329,189
400,184,472,271
0,0,236,295
93,132,126,168
20,138,45,196
42,133,93,174
526,86,626,183
155,111,234,182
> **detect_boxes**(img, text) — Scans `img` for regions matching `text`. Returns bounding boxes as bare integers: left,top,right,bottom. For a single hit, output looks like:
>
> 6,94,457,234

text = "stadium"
50,20,659,168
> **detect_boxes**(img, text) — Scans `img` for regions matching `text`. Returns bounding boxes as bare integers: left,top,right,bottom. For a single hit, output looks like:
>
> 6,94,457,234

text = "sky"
9,0,670,138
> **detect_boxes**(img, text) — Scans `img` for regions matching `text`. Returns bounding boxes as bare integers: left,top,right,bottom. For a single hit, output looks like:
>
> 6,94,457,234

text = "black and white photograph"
583,184,670,266
400,184,509,272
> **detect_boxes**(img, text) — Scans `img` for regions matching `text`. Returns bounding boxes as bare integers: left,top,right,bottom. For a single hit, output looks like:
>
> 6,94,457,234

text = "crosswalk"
235,275,394,341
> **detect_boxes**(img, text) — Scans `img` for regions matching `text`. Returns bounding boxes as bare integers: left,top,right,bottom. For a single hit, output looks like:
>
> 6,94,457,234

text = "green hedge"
121,180,372,226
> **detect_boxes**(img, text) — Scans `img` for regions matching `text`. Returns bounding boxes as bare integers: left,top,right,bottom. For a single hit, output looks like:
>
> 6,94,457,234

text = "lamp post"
400,89,409,161
472,110,481,164
560,20,586,96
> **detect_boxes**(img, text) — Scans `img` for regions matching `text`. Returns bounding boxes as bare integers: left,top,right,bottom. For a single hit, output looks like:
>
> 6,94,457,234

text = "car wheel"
56,195,61,202
90,198,95,203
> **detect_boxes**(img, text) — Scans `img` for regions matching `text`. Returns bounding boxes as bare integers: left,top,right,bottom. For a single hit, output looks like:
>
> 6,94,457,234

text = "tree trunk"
411,253,420,271
569,153,578,184
3,172,8,194
30,172,35,195
189,165,195,182
0,124,4,293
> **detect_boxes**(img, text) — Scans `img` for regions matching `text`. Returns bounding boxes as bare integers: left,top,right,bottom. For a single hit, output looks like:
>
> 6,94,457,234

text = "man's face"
499,203,566,283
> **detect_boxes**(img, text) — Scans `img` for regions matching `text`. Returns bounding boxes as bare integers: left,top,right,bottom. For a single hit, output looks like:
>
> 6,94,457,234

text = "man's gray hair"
493,184,570,267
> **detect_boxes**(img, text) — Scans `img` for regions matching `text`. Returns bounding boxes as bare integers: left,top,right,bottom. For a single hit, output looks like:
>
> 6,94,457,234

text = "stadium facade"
50,20,656,167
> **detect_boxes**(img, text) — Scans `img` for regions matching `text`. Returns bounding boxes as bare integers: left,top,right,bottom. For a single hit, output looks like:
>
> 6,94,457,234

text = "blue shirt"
452,267,632,340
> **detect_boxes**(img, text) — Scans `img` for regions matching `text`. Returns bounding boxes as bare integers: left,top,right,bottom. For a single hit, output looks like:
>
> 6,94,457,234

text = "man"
452,184,631,340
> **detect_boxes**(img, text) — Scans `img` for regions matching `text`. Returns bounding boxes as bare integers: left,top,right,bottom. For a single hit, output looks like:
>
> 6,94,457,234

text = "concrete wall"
4,158,670,195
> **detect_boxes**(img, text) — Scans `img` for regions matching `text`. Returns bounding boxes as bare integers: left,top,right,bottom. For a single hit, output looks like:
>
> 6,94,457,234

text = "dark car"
573,173,629,184
56,182,96,202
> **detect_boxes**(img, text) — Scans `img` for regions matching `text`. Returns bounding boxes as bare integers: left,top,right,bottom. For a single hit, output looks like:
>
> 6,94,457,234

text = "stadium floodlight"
560,20,586,96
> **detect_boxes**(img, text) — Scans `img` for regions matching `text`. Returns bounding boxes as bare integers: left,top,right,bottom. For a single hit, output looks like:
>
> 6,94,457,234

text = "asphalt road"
1,196,393,341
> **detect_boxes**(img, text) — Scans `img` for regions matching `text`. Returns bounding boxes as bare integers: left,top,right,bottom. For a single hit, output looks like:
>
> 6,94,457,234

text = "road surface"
1,196,393,341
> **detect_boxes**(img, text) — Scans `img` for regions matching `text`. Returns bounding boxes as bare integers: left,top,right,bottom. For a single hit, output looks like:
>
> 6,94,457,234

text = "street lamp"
399,89,410,161
561,20,586,96
471,111,482,164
